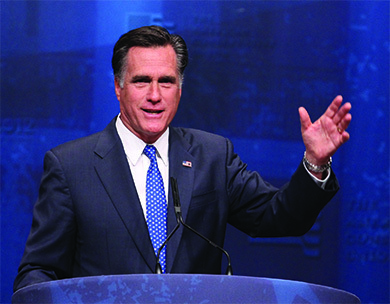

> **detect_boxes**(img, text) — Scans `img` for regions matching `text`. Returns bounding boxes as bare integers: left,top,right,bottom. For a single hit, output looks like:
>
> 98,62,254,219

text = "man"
14,26,351,291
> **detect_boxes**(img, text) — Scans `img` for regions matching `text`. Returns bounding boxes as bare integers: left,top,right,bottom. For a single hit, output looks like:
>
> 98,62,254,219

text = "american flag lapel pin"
182,160,192,168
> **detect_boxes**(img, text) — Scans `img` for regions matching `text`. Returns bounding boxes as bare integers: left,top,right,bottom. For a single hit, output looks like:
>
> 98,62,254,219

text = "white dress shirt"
116,115,169,218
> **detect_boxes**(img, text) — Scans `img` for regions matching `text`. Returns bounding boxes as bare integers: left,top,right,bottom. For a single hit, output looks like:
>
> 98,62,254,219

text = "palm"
299,96,352,165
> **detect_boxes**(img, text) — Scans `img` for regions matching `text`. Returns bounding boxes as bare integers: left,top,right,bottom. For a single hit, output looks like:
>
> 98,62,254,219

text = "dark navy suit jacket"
14,118,339,291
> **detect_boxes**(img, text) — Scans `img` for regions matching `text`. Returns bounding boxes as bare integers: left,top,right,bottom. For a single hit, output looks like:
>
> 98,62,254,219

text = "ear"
114,78,121,101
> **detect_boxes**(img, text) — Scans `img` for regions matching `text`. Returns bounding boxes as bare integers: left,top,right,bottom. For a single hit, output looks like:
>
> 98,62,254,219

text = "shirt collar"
115,115,169,166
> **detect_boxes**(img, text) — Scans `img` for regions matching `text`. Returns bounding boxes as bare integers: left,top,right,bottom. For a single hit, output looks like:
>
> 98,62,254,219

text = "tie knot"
143,145,157,161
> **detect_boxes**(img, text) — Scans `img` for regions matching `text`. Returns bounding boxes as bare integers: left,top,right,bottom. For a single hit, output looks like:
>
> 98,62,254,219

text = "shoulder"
50,118,118,159
169,127,235,164
50,130,100,159
171,127,228,147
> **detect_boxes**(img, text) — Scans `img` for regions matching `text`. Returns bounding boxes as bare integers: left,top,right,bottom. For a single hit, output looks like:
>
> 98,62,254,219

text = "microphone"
170,177,233,275
155,195,181,274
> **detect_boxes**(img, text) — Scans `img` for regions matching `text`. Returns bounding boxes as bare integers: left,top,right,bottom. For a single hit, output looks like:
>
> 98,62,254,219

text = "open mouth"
143,109,163,114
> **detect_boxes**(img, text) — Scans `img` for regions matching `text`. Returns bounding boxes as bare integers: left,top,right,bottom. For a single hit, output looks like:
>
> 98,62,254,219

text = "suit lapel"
92,121,196,274
93,119,156,272
166,127,195,272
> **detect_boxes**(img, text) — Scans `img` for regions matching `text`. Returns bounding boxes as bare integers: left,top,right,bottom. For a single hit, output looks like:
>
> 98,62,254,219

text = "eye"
131,76,151,87
134,82,148,88
159,76,177,88
160,82,173,88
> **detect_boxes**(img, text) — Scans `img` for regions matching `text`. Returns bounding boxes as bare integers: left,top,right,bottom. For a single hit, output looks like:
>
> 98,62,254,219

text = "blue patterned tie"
144,145,167,273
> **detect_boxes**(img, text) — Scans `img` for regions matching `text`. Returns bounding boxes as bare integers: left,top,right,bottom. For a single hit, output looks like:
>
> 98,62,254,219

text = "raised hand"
299,95,352,168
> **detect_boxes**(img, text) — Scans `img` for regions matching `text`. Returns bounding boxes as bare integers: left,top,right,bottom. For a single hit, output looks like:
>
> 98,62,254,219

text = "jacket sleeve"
225,137,340,237
13,150,76,291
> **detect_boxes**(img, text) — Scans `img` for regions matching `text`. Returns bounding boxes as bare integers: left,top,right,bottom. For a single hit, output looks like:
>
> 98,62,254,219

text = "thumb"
298,107,312,132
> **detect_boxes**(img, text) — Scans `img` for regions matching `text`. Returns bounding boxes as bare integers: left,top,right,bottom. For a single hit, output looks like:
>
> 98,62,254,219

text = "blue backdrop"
1,1,389,303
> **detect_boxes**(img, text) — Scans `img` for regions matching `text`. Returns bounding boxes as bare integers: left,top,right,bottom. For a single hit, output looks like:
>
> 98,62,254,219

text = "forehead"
126,46,178,75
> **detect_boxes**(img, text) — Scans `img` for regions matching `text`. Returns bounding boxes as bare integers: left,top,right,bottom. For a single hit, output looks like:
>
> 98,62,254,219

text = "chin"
142,128,165,141
145,123,167,133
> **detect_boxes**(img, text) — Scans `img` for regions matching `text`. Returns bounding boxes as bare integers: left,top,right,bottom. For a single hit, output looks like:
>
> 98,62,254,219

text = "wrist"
303,151,332,173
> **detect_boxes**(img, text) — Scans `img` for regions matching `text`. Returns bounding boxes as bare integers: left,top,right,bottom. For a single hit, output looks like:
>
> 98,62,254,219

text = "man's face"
115,45,182,144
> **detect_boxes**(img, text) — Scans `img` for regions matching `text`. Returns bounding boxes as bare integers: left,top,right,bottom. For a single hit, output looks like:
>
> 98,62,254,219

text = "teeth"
144,109,162,114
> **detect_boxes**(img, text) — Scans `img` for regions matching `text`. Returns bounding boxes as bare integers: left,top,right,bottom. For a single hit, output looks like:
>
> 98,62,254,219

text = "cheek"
168,91,181,111
120,90,141,109
166,102,179,120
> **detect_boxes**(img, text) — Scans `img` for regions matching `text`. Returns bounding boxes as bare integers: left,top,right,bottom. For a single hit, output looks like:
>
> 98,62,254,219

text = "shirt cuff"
303,161,331,189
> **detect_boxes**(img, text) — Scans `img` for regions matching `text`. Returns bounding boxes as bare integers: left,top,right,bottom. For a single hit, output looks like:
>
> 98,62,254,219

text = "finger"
333,102,352,126
324,95,343,119
338,112,352,132
340,130,350,144
298,107,312,131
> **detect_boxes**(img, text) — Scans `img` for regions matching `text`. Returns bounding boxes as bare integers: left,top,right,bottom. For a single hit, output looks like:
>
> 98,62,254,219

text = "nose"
146,82,161,103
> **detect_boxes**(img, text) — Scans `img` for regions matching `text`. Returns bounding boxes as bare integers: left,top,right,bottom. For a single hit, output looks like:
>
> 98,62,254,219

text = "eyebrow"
131,75,177,83
131,75,152,83
159,76,177,83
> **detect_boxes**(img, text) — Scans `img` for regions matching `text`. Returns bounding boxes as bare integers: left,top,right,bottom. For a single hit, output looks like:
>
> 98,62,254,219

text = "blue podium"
12,274,360,303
